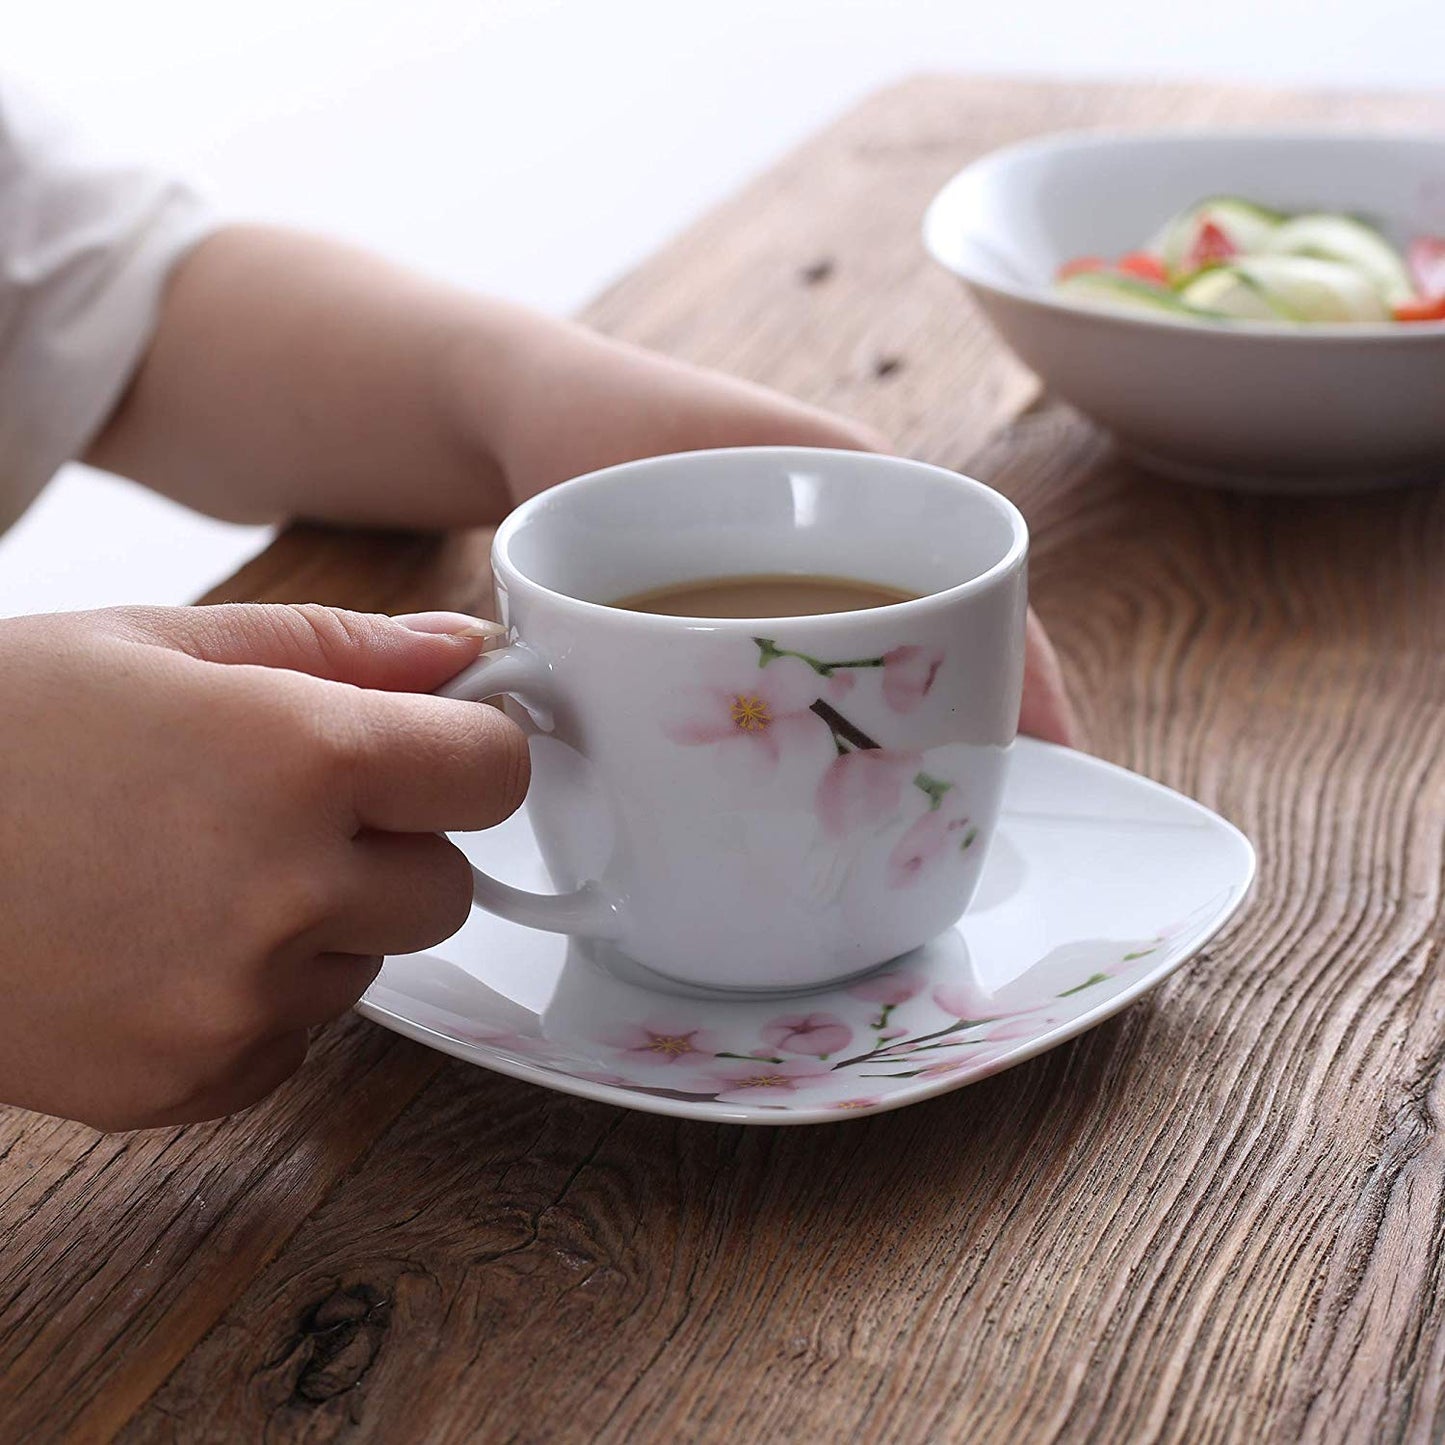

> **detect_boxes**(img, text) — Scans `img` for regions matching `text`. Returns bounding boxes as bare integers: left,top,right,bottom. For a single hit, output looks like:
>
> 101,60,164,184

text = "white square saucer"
358,740,1254,1124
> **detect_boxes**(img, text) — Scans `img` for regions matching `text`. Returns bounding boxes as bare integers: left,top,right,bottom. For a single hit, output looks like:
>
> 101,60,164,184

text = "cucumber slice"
1262,214,1413,305
1181,256,1391,323
1180,266,1296,321
1055,270,1213,318
1150,197,1286,273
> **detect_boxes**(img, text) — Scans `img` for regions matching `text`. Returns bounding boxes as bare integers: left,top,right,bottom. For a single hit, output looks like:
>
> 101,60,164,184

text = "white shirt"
0,82,212,533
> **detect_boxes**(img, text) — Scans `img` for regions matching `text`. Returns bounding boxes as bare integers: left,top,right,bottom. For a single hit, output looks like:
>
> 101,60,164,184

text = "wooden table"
6,75,1445,1443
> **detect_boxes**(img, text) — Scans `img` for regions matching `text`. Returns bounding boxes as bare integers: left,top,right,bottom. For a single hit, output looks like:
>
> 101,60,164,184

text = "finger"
706,377,891,454
1019,608,1080,747
273,952,386,1030
337,688,530,833
109,602,503,693
321,831,475,957
138,1030,312,1127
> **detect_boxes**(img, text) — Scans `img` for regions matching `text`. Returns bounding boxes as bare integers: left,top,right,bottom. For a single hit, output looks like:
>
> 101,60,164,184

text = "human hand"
1021,608,1078,746
88,226,1075,754
0,603,524,1130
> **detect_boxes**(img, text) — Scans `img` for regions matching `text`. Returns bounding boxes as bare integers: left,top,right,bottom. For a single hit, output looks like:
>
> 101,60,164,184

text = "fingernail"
393,611,506,642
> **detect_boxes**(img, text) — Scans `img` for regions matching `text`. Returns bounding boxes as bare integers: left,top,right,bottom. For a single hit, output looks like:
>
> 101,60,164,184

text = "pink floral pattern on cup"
888,790,978,889
815,749,922,836
662,655,822,773
666,635,966,891
881,645,944,714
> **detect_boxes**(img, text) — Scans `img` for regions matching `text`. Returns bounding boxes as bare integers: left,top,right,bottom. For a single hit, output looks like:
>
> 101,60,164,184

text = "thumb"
1019,608,1079,747
113,603,504,692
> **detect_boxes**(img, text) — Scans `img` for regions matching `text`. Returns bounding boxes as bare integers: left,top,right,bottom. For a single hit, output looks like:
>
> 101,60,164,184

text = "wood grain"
5,75,1445,1443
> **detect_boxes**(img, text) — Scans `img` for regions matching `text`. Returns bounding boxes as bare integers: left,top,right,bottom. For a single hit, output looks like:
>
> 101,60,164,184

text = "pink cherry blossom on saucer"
759,1012,853,1057
845,968,925,1006
932,937,1152,1022
918,1055,985,1079
886,792,973,889
601,1020,720,1069
882,645,944,713
662,655,823,775
932,975,1069,1025
930,977,998,1021
869,1029,978,1064
931,976,1070,1036
696,1057,833,1105
829,1097,883,1111
814,749,921,837
983,1012,1066,1042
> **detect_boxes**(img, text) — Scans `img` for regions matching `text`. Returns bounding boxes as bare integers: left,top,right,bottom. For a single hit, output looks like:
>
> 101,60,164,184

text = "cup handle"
438,642,623,939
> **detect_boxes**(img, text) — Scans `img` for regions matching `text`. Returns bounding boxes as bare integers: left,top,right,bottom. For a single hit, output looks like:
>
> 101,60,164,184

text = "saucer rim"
357,740,1256,1125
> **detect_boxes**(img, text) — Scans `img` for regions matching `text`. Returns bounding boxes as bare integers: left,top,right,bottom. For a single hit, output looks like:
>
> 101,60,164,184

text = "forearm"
86,223,889,532
85,224,541,528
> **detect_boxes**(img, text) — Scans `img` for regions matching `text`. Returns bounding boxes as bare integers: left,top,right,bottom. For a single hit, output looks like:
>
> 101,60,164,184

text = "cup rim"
490,446,1029,628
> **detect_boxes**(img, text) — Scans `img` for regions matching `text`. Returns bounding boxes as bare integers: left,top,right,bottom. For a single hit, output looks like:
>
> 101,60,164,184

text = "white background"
3,0,1441,617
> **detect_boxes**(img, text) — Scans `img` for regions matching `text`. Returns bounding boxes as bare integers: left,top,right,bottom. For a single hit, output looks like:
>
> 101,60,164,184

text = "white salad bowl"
923,131,1445,493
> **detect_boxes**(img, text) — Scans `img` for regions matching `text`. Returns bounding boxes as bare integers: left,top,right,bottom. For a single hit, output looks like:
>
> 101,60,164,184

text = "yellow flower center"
738,1073,789,1089
730,693,772,732
647,1034,695,1057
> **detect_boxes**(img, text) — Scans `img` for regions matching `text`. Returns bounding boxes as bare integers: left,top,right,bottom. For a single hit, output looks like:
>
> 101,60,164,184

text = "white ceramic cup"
440,447,1028,991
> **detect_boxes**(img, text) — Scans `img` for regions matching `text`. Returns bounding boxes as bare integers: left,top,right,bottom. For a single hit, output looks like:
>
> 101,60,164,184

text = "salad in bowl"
1056,198,1445,325
923,130,1445,493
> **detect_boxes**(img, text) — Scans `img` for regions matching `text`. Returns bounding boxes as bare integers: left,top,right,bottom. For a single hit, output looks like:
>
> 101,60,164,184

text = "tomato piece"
1117,251,1170,285
1057,256,1109,280
1392,294,1445,322
1407,237,1445,299
1184,219,1238,272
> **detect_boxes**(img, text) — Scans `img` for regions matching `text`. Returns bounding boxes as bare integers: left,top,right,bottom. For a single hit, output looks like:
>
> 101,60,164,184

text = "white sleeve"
0,81,215,532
